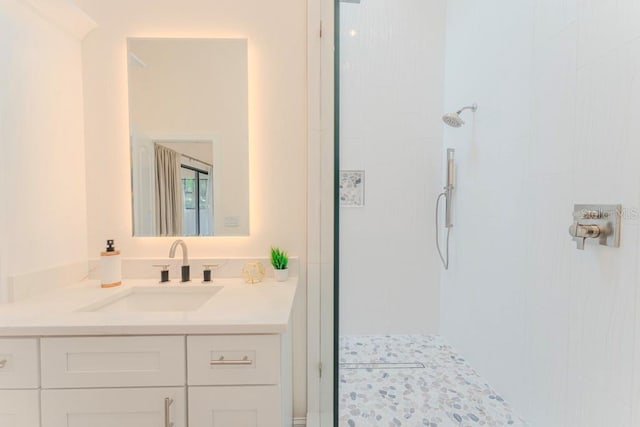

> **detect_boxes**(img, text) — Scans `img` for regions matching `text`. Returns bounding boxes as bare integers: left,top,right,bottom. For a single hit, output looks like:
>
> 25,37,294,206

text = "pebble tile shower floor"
339,335,527,426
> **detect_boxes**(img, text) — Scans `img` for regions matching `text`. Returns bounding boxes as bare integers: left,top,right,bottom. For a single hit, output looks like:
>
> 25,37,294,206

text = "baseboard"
293,417,307,426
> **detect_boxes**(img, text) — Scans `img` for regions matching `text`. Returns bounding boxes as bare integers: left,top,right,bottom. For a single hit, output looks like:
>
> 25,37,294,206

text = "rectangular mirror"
127,38,249,236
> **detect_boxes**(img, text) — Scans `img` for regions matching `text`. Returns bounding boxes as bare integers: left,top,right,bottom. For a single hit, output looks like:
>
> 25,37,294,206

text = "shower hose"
435,192,450,270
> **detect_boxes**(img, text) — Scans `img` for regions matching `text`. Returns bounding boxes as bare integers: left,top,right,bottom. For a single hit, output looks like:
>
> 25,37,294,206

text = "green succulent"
270,247,289,270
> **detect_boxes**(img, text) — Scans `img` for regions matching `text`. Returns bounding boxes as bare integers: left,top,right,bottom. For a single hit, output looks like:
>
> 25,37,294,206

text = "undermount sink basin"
79,286,223,313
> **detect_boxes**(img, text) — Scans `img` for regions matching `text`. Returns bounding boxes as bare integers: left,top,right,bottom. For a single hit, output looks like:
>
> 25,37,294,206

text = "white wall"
76,0,308,417
442,1,640,425
0,0,89,301
339,0,446,335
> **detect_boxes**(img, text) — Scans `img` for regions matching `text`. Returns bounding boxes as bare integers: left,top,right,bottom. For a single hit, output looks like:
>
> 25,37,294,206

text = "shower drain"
339,362,425,369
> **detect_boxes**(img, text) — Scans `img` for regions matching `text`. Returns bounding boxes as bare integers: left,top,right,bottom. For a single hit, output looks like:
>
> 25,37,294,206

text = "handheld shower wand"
445,148,455,228
436,149,455,270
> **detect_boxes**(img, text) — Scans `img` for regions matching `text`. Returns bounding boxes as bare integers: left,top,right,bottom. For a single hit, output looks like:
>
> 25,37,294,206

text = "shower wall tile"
340,137,441,334
633,247,640,425
339,0,445,335
630,38,640,425
567,223,638,407
522,306,569,426
567,377,633,426
577,0,640,68
534,0,577,43
521,173,573,316
573,41,640,207
441,5,534,414
443,1,640,426
527,24,577,180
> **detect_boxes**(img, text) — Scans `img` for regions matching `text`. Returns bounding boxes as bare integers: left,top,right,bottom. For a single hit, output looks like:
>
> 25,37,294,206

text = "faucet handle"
202,264,219,283
153,264,170,283
568,222,603,250
569,225,587,250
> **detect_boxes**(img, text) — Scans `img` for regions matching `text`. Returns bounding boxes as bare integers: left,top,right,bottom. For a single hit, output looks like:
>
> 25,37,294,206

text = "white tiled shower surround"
442,1,640,425
339,0,640,425
339,0,446,336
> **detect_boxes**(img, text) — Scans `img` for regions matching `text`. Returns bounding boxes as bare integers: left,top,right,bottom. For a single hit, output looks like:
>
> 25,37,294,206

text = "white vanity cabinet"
187,335,290,427
41,387,186,427
189,385,281,427
4,333,290,427
0,338,40,427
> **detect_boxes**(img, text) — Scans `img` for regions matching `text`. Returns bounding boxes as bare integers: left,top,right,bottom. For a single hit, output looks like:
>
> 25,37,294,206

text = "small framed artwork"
339,170,365,207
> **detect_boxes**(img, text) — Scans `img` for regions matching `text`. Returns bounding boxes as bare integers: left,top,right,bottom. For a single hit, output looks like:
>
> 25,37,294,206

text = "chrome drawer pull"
209,355,252,366
164,397,174,427
0,359,7,369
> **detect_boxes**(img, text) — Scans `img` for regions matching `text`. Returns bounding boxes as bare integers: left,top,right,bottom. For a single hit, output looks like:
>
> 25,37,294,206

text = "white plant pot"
274,268,289,282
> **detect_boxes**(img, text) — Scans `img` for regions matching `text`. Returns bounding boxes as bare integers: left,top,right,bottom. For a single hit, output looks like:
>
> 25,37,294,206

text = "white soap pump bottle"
100,239,122,288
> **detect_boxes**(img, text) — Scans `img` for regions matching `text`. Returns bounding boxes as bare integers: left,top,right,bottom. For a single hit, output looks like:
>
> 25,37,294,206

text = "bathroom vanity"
0,278,296,427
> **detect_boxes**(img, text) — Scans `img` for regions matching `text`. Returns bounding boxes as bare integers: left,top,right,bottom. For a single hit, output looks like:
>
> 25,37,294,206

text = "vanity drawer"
0,338,39,389
187,335,280,385
41,336,185,388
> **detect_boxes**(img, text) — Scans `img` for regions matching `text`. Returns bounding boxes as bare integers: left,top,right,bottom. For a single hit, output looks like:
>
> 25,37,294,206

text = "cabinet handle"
209,355,252,366
0,359,7,369
164,397,174,427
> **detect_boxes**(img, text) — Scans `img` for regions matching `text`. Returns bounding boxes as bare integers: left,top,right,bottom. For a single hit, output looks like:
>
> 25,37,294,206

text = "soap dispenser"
100,239,122,288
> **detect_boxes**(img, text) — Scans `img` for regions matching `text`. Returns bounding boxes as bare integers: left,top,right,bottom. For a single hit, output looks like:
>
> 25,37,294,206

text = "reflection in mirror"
154,141,213,236
128,38,249,236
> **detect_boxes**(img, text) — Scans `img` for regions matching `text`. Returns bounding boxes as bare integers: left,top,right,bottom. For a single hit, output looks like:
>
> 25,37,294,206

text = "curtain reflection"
154,144,183,236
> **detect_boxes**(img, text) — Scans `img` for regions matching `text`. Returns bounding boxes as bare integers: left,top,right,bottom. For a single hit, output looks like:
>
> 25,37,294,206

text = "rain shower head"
442,112,465,128
442,103,478,128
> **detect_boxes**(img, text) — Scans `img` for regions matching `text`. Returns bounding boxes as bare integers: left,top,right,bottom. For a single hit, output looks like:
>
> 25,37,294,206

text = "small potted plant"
270,247,289,282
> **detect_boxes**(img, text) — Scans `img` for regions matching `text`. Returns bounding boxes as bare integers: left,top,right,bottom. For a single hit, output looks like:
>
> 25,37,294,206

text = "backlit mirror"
127,38,249,236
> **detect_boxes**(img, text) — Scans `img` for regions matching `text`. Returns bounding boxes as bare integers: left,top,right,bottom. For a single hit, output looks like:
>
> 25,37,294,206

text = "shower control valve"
568,223,603,250
568,204,621,250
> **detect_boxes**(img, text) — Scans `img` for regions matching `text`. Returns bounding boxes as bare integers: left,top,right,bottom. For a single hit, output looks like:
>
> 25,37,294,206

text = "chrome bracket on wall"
569,204,621,250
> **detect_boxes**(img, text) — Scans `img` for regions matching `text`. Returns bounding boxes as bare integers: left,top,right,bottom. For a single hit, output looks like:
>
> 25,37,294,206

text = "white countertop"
0,278,297,336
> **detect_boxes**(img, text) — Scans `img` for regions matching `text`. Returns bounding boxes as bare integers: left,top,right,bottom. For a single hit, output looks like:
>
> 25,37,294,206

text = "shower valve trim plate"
569,204,621,250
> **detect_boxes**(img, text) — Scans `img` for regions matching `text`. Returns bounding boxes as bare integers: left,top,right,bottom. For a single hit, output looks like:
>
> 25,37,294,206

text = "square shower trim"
339,170,365,207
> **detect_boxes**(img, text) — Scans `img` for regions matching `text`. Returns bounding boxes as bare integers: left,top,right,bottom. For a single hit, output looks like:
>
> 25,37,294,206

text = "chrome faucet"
169,239,190,282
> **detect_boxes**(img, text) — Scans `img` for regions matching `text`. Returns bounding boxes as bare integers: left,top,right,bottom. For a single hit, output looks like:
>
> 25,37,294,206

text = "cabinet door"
0,390,39,427
188,386,280,427
41,387,185,427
